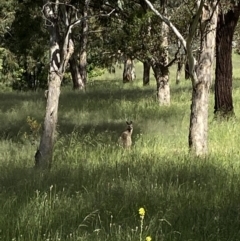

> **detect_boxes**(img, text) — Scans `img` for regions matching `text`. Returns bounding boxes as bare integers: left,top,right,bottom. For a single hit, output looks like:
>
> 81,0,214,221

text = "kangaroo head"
126,121,133,132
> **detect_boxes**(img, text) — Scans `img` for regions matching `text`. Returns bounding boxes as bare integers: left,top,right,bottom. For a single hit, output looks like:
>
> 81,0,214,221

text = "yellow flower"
139,207,145,217
146,236,152,241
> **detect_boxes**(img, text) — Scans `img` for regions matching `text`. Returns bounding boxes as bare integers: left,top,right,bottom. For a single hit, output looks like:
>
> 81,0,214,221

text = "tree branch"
144,0,186,50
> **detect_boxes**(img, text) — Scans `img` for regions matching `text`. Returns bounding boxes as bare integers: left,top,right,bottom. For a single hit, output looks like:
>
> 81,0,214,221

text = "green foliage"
1,57,240,240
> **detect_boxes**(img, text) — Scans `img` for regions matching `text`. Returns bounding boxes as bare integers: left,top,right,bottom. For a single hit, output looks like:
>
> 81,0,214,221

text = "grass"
1,55,240,240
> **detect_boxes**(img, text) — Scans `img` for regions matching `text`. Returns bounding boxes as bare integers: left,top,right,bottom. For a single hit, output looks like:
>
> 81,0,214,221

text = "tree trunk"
35,19,62,168
150,16,170,106
152,63,170,105
155,4,170,105
36,1,74,168
214,4,240,117
123,57,135,83
176,54,184,84
79,0,90,90
188,2,218,155
35,73,61,168
69,55,85,90
143,60,151,85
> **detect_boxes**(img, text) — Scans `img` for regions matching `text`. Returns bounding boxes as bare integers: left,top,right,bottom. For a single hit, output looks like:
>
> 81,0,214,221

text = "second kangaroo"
119,121,133,148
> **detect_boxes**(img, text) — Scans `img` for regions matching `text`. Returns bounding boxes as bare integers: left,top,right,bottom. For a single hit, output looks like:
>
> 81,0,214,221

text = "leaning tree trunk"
214,4,240,117
188,1,218,155
152,63,170,105
123,57,135,83
69,54,85,90
143,60,151,85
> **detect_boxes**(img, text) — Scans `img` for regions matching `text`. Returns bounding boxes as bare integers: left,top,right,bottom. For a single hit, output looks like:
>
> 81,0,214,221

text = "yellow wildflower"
146,236,152,241
139,207,145,217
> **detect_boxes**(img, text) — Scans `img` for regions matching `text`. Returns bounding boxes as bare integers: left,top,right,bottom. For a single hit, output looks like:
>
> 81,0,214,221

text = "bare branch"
144,0,186,50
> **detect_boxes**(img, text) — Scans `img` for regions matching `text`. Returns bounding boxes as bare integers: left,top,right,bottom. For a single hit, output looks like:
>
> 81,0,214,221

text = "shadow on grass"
0,154,240,240
0,91,44,112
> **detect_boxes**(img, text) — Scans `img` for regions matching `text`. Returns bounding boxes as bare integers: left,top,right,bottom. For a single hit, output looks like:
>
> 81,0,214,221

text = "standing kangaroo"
118,121,133,148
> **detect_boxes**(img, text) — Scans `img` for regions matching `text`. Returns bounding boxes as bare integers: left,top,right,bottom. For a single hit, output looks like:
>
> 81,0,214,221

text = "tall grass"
1,56,240,240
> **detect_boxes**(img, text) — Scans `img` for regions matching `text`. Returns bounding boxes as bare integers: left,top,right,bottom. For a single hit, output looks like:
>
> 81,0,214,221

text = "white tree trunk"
189,2,218,155
152,63,170,105
36,1,74,168
144,0,219,155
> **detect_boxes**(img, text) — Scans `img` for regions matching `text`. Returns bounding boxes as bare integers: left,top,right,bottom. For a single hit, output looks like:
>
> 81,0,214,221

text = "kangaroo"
118,121,133,148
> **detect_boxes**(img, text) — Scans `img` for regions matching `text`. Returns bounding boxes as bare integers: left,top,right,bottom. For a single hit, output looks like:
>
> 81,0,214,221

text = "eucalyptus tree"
35,0,114,168
145,0,219,156
214,1,240,117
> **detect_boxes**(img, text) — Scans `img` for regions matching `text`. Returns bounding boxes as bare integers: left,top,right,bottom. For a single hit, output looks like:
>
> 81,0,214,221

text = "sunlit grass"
1,55,240,240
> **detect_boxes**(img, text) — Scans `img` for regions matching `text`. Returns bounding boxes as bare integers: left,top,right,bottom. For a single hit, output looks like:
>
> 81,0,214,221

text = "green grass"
1,56,240,240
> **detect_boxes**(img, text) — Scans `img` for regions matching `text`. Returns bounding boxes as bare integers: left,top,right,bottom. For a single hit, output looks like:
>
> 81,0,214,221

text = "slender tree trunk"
188,2,218,155
152,63,170,105
214,4,240,117
123,57,135,83
143,60,151,85
36,1,74,168
176,54,184,84
79,0,90,90
35,73,62,168
35,20,62,168
69,54,85,90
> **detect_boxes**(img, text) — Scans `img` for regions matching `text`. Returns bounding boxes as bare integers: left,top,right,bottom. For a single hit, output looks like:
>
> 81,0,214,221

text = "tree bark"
143,0,219,156
214,4,240,117
79,0,90,90
123,57,135,83
143,60,151,85
69,54,85,90
176,54,184,84
188,1,218,155
153,3,170,105
36,1,74,168
152,63,170,105
35,72,61,168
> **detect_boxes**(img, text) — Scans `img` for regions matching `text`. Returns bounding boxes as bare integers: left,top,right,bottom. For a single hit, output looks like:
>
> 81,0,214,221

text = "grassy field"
1,55,240,240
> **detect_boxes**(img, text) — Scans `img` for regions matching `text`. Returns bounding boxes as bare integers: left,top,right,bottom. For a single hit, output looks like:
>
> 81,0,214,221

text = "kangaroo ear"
126,121,129,125
130,121,133,124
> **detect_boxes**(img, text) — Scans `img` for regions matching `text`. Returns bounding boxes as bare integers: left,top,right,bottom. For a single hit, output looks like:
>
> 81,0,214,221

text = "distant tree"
69,0,90,91
145,0,219,155
214,1,240,118
1,0,49,90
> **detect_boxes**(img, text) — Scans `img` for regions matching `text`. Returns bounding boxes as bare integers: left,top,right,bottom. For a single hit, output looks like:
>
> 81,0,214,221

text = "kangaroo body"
119,121,133,148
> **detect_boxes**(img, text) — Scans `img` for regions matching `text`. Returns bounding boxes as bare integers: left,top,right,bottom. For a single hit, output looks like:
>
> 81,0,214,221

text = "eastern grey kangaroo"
118,121,133,148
